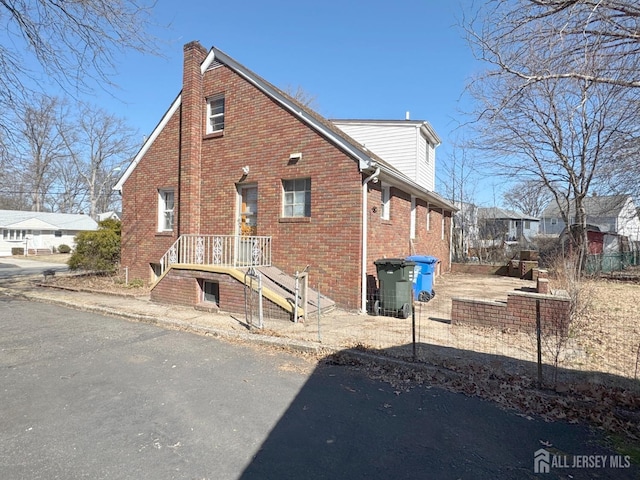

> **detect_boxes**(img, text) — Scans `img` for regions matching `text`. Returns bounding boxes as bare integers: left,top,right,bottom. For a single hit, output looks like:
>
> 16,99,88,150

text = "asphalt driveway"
0,257,68,280
0,297,636,479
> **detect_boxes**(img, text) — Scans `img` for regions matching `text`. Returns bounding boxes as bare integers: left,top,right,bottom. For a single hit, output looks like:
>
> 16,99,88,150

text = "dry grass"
46,271,151,295
575,279,640,378
15,253,71,264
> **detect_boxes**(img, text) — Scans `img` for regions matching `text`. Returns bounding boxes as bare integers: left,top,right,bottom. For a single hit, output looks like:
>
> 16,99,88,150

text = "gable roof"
113,44,455,212
541,195,633,218
0,210,98,231
477,207,538,222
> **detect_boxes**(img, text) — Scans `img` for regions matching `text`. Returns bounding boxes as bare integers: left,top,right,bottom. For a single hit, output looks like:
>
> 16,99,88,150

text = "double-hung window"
380,185,390,220
207,95,225,134
282,178,311,218
2,229,28,241
158,189,175,232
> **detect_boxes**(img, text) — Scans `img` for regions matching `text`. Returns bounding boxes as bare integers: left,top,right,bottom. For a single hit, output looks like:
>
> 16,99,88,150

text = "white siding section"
0,231,82,256
416,137,435,191
619,198,640,241
334,121,437,192
335,123,418,180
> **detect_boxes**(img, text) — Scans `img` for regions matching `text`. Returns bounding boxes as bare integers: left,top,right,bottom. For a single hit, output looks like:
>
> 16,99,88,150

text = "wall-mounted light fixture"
242,166,250,175
289,152,302,161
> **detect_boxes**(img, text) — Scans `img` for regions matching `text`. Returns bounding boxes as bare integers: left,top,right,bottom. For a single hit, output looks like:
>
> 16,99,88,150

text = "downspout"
361,165,380,313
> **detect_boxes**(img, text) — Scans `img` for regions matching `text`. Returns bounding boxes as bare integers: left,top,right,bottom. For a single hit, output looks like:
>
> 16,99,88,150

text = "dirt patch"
45,272,151,296
14,253,71,264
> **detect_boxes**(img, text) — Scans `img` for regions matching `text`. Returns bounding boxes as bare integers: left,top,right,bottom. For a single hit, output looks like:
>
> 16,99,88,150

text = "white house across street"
0,210,98,256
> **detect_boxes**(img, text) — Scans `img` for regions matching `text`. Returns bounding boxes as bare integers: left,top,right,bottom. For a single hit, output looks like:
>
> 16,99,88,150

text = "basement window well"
202,280,219,304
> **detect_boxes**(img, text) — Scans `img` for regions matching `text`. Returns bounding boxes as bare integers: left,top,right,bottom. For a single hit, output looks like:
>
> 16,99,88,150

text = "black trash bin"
373,258,415,318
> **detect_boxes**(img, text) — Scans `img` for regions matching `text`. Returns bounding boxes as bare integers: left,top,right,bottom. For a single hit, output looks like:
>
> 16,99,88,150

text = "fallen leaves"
327,350,640,441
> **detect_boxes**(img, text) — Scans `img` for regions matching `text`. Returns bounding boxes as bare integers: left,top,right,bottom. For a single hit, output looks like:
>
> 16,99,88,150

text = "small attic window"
207,95,225,134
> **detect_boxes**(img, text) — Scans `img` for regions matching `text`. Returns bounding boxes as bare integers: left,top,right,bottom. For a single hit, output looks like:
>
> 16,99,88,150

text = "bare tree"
466,0,640,89
59,103,138,218
283,85,319,110
503,180,553,217
437,142,479,261
12,95,68,211
51,155,87,213
0,0,159,133
464,1,640,270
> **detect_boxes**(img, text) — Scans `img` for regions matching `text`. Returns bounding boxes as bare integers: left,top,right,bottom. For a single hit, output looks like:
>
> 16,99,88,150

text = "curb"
13,289,331,356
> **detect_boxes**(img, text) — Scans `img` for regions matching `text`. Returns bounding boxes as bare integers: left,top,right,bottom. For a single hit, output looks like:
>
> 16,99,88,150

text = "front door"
239,185,258,236
237,185,258,265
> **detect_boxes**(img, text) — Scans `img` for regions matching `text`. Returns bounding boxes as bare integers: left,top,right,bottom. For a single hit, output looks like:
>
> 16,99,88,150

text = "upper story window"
282,178,311,217
207,95,225,134
381,185,390,220
158,189,175,232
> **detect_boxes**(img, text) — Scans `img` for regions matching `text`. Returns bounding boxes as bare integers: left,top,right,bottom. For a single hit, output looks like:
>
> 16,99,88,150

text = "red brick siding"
451,263,510,276
151,268,290,320
121,52,453,310
366,186,452,286
179,41,208,234
122,64,364,308
121,110,181,282
452,292,570,334
151,270,200,306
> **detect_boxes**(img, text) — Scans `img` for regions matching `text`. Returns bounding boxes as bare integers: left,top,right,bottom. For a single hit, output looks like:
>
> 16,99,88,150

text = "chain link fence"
253,272,640,394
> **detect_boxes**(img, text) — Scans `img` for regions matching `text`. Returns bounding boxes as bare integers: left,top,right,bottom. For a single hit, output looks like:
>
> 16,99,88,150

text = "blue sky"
97,0,496,204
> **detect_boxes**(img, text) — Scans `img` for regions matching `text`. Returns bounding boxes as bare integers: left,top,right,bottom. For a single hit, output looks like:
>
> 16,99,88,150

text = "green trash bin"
373,258,415,318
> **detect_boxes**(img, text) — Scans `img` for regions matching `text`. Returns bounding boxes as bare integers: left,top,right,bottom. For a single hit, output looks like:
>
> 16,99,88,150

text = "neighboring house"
540,195,640,242
97,211,122,222
113,41,455,313
0,210,98,256
477,207,540,245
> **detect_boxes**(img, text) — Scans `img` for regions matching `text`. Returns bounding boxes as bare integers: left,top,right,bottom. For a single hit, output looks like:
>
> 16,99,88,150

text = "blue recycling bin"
406,255,438,302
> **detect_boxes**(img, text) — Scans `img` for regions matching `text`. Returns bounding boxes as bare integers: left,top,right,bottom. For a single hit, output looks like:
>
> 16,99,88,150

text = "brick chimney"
178,41,208,235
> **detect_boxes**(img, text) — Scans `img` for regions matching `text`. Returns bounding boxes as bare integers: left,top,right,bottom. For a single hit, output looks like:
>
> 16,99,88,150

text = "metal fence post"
317,285,321,343
536,298,542,388
412,290,416,361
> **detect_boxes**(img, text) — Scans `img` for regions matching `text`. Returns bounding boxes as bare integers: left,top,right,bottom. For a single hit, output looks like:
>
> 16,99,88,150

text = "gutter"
361,165,380,313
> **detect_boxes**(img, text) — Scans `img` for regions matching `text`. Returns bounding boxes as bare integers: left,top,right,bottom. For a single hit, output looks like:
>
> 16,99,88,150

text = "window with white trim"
158,189,175,232
206,95,225,134
381,185,390,220
282,178,311,217
2,229,29,241
410,196,416,239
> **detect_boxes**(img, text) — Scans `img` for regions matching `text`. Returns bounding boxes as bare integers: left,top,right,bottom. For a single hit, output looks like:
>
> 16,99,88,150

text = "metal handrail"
159,234,272,276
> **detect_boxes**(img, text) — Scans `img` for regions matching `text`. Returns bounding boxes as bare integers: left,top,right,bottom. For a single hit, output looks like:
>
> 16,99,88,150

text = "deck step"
252,266,335,316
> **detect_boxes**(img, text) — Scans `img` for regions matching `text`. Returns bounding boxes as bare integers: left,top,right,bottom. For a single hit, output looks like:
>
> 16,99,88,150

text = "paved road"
0,297,636,479
0,257,68,280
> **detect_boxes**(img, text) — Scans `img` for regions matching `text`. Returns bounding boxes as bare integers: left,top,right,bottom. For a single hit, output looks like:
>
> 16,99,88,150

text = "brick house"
114,41,455,314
